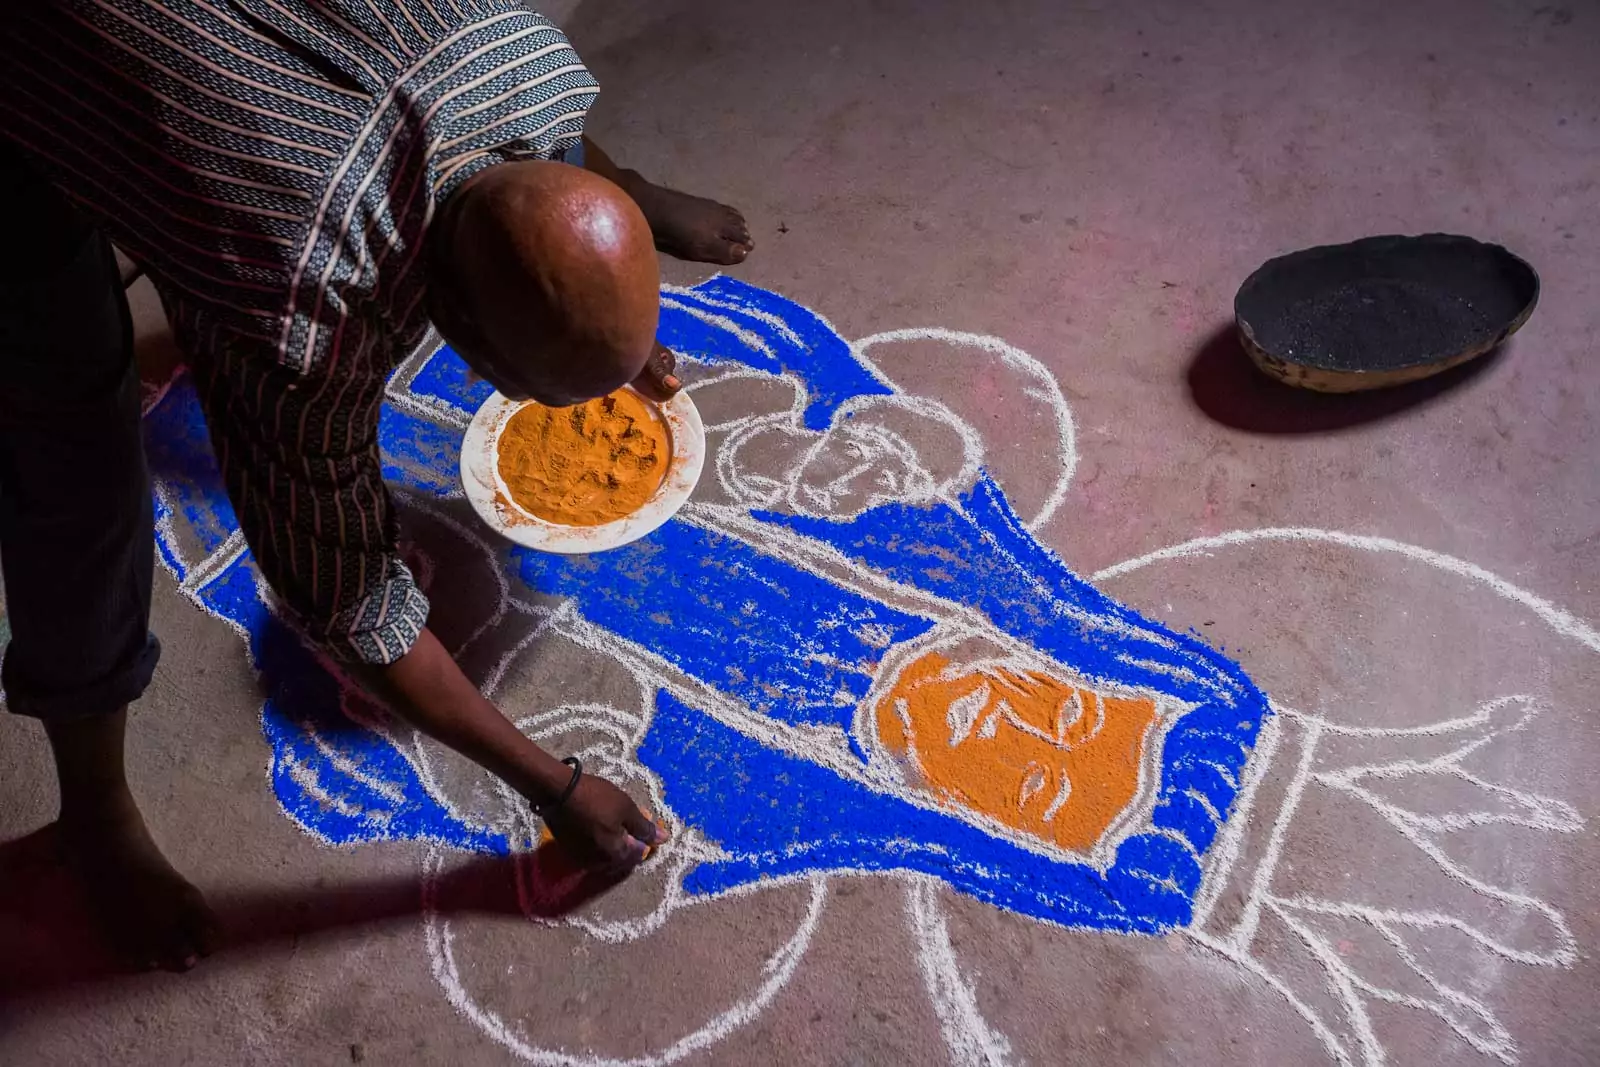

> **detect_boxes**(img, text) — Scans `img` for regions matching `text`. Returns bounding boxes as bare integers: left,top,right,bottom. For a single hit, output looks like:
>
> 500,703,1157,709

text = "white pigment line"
1191,712,1283,929
425,849,829,1066
1183,927,1352,1065
658,295,780,363
1092,528,1600,655
180,529,249,592
852,327,1077,532
659,284,807,349
907,879,1017,1067
1270,900,1388,1067
1229,719,1322,952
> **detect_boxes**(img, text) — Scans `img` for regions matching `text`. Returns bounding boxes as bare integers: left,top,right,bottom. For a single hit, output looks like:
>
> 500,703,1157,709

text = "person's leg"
576,135,754,266
0,146,216,970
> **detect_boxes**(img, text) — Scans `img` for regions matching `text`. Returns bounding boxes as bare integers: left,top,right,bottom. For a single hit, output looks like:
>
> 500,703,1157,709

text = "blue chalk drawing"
143,275,1270,933
144,388,504,855
514,520,935,736
659,278,890,430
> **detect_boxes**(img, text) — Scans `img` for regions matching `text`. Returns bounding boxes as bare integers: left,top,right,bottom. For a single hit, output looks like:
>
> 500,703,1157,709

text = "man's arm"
364,628,663,865
193,353,663,868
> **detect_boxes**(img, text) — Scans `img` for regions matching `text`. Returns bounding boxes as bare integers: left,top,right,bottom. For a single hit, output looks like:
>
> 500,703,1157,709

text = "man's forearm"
359,626,572,808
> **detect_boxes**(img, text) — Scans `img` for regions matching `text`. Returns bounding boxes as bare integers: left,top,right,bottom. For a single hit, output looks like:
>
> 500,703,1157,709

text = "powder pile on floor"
497,390,670,526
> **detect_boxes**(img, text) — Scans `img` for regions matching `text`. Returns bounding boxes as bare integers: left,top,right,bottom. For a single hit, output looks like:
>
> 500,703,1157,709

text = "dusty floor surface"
3,0,1599,1064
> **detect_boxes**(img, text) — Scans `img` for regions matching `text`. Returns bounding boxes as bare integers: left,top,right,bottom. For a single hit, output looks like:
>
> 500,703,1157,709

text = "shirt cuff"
319,557,431,666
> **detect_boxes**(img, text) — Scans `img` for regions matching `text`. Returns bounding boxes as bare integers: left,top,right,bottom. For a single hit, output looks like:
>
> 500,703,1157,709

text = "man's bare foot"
616,171,752,266
575,137,752,265
57,792,219,972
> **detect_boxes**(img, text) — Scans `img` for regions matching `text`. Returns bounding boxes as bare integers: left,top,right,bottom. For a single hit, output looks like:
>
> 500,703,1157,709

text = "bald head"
427,160,660,405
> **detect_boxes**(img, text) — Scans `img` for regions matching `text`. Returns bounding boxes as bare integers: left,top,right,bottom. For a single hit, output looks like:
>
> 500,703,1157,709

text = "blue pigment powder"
143,276,1270,934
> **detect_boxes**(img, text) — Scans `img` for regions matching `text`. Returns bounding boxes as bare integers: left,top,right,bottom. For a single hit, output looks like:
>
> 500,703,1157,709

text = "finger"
630,374,671,403
621,799,662,838
135,931,189,973
631,357,680,402
159,943,197,973
604,833,648,872
648,345,678,387
644,345,679,394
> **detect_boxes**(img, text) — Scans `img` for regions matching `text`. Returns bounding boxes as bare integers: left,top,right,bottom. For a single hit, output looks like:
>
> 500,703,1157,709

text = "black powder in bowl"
1236,235,1538,375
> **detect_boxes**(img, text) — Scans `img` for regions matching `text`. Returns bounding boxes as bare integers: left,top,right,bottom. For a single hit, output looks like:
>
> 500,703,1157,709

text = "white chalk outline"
1090,531,1591,1067
141,303,1591,1067
425,862,830,1067
1092,529,1600,656
909,878,1016,1067
850,328,1077,533
398,310,1093,1065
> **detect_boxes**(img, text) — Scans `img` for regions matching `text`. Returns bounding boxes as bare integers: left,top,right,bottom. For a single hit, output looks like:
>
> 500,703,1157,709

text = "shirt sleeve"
187,326,429,666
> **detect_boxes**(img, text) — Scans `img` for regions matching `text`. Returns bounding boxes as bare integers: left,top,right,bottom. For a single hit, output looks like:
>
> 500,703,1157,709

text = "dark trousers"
0,146,160,720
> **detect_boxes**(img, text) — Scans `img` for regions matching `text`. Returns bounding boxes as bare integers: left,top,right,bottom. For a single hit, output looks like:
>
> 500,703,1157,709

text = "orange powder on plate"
497,390,670,526
874,652,1160,852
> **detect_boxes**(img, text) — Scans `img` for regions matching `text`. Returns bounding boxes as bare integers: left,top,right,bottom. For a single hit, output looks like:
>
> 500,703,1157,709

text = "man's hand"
544,774,667,868
630,342,681,402
463,341,680,406
369,628,668,874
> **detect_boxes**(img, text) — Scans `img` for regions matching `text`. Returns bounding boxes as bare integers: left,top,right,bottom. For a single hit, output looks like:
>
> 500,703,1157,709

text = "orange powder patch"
497,390,670,527
874,652,1161,852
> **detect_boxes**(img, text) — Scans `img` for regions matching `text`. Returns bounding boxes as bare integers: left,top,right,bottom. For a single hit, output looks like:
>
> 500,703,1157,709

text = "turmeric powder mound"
875,652,1160,852
496,390,670,527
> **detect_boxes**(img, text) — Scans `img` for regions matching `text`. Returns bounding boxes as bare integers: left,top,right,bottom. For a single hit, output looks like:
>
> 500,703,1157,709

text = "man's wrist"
531,758,583,815
514,748,578,809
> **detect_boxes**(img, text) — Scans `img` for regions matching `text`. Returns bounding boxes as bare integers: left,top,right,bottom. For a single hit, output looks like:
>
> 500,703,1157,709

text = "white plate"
460,385,704,554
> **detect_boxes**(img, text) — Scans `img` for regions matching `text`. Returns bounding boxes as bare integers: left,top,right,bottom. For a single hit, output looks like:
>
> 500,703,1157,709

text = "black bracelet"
537,757,583,816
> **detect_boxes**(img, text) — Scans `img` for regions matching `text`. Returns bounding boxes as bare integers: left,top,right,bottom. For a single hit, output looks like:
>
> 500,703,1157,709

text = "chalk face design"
870,634,1165,854
142,275,1270,933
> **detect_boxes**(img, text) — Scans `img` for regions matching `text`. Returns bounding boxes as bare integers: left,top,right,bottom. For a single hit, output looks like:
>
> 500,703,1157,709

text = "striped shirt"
0,1,599,664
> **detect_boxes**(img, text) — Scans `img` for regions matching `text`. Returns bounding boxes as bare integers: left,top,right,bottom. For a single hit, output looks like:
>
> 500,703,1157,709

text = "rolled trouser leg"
0,146,159,722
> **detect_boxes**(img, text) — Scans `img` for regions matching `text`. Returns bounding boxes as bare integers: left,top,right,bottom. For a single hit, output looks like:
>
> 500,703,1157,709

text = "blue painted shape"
512,519,935,735
660,276,891,429
251,584,505,852
137,278,1274,937
142,377,237,559
753,475,1272,865
193,546,268,636
639,689,1189,933
757,477,1258,711
656,299,770,369
1103,834,1201,921
405,343,494,414
142,376,494,851
379,403,463,496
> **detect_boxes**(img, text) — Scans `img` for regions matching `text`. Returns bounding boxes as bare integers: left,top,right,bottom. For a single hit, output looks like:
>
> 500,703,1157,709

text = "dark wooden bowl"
1235,234,1539,393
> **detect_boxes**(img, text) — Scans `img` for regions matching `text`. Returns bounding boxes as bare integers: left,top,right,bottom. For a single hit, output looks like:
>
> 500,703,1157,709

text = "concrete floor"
3,0,1598,1064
